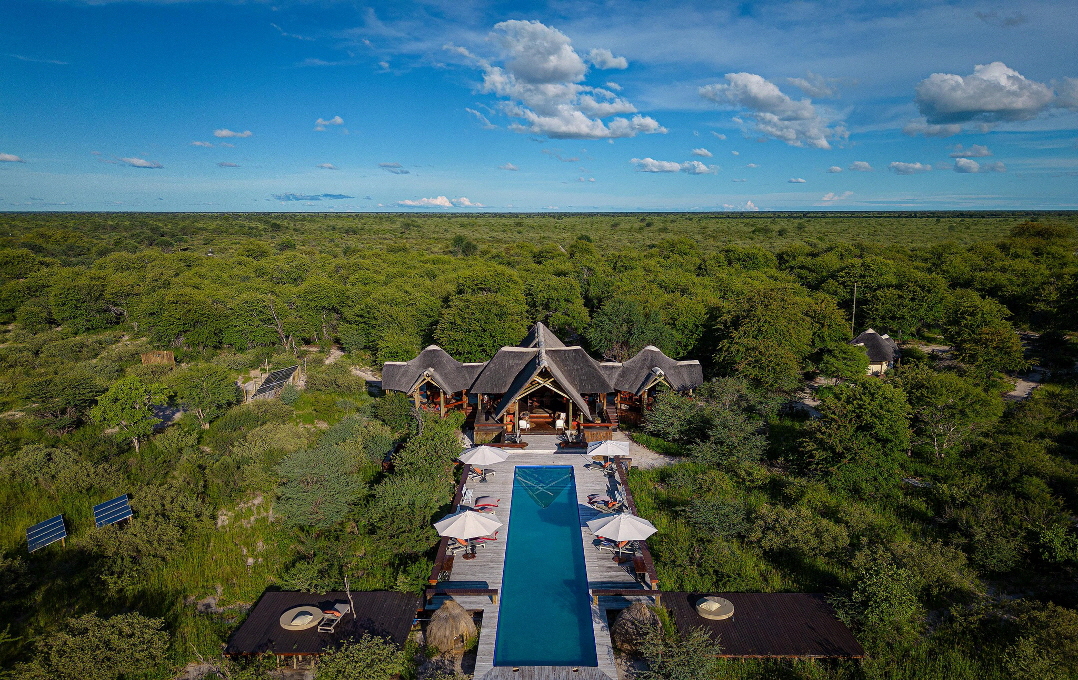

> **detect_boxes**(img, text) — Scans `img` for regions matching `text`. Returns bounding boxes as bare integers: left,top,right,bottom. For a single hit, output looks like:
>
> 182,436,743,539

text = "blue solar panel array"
27,515,66,552
253,365,298,399
93,494,133,528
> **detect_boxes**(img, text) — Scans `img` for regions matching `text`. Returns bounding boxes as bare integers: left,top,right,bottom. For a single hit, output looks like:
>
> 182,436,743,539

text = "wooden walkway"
432,445,643,680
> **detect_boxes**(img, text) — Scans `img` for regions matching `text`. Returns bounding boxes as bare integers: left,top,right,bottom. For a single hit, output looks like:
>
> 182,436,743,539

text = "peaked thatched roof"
426,600,476,652
613,345,704,395
851,329,900,364
381,345,473,394
519,321,566,349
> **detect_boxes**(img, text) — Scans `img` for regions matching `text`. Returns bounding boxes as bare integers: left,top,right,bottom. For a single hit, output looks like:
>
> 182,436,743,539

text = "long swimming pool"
493,465,597,667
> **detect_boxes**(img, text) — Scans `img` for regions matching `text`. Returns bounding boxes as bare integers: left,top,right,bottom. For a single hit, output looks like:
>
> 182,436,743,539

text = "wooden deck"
432,447,645,680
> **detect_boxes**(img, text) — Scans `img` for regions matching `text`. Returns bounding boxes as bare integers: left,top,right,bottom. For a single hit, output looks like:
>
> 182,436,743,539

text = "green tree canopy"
12,612,168,680
276,444,366,528
89,376,171,451
169,363,240,425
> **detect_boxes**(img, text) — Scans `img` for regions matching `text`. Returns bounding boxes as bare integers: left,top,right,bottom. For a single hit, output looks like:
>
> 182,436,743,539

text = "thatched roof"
519,322,566,349
611,345,704,395
426,600,476,652
381,345,474,394
852,329,900,364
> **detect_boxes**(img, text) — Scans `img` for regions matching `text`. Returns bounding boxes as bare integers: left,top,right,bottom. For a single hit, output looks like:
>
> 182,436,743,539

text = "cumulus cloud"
849,161,873,171
890,161,932,175
821,191,854,201
711,132,727,140
379,162,410,174
631,157,716,174
274,193,353,201
731,150,740,156
0,153,25,163
785,71,837,99
954,158,1006,173
120,157,163,168
317,163,338,170
902,120,963,137
914,62,1055,128
314,115,344,131
950,144,992,157
499,162,518,171
699,72,846,149
398,196,484,208
788,177,806,183
190,141,213,147
605,81,622,91
450,20,665,140
466,108,497,129
217,162,239,167
828,166,842,173
692,148,712,157
213,129,253,138
1058,78,1078,110
586,48,628,70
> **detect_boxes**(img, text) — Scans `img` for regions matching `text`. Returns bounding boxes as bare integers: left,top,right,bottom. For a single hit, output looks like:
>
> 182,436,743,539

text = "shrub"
279,382,300,405
316,634,406,680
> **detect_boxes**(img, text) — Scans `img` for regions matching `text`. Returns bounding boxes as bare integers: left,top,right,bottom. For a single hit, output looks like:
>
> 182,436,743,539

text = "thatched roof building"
852,328,900,375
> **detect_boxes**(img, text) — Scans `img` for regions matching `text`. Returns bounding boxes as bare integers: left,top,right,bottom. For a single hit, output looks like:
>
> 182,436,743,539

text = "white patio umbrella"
433,509,503,539
586,440,630,458
459,445,508,466
586,513,657,541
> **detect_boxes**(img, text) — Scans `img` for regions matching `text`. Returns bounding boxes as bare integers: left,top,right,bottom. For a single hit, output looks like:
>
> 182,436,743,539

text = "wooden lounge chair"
316,602,351,632
473,496,500,512
468,468,496,482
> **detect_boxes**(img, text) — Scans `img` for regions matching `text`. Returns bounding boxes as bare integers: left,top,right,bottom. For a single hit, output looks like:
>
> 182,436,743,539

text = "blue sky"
1,0,1076,211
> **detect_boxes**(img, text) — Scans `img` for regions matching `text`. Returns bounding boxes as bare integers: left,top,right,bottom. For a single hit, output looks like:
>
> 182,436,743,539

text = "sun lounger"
316,602,351,632
468,468,496,482
472,530,499,543
595,538,636,555
473,496,500,512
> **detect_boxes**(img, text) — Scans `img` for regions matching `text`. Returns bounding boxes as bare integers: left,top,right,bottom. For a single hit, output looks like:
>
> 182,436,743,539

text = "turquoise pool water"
493,465,597,667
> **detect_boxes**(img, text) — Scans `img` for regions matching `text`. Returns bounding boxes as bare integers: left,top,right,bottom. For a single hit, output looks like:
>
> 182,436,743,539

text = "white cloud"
730,150,739,155
586,48,628,70
120,157,162,168
631,157,716,174
732,178,747,182
710,132,727,140
217,162,239,167
691,148,712,157
914,62,1055,126
744,200,759,211
605,81,622,91
788,177,806,183
954,158,1006,173
451,20,665,140
379,162,410,174
821,191,853,201
828,166,842,173
454,197,485,207
902,120,962,137
314,115,344,131
849,161,873,171
0,153,25,163
399,196,454,208
950,144,992,158
1058,78,1078,110
213,129,253,138
745,163,759,168
466,108,497,129
680,160,717,174
699,72,846,149
499,162,518,171
219,142,235,148
890,161,932,174
317,163,338,170
190,141,213,147
785,71,837,99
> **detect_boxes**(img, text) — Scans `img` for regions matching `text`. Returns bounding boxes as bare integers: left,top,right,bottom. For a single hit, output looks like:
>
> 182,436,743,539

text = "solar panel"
253,365,298,399
27,515,66,552
93,494,133,528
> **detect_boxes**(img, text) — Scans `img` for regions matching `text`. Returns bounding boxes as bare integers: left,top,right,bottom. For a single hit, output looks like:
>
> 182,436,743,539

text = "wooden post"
413,391,420,411
440,390,446,418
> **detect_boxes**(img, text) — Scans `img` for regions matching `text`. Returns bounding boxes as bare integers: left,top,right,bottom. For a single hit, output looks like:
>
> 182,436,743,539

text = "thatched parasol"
426,600,477,652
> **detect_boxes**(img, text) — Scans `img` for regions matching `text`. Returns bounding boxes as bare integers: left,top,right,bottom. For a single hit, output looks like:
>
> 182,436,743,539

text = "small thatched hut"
426,600,476,653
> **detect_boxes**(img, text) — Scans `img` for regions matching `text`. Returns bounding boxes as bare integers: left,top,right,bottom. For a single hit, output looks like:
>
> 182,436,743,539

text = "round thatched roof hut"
426,600,477,653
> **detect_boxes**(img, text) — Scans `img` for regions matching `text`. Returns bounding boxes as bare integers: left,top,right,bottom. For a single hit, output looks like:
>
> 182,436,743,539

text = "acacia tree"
894,365,1004,458
170,363,240,426
90,377,170,451
276,445,365,529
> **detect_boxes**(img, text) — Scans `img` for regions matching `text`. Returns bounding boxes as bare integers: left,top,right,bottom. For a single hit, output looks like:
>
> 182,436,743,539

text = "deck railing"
612,456,660,591
428,467,472,586
425,587,499,604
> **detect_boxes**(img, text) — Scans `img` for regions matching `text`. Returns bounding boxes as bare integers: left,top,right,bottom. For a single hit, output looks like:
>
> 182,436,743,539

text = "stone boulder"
610,602,660,654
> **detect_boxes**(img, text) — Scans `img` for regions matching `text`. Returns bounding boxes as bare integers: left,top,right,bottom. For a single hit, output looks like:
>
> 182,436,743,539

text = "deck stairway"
605,405,619,432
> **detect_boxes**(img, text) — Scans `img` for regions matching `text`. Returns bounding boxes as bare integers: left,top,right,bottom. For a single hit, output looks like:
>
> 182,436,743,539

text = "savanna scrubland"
0,211,1076,680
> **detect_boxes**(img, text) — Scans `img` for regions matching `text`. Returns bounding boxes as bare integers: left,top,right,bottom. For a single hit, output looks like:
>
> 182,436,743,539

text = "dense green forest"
0,211,1076,680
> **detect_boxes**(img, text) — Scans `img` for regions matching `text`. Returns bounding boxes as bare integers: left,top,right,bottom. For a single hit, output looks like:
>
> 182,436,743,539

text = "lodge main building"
381,322,704,443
